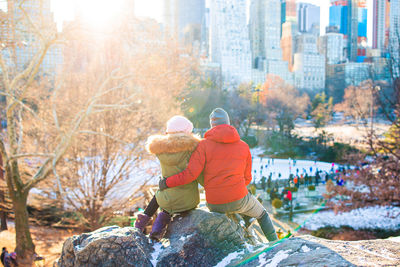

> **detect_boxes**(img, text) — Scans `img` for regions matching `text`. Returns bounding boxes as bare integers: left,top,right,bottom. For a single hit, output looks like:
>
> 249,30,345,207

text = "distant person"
261,176,266,191
4,252,17,267
267,175,272,189
1,247,7,266
315,171,320,186
161,108,278,242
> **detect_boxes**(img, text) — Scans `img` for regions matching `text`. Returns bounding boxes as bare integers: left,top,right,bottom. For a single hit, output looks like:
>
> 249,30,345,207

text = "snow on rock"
297,206,400,231
301,245,311,253
214,251,245,267
150,243,163,266
260,249,291,267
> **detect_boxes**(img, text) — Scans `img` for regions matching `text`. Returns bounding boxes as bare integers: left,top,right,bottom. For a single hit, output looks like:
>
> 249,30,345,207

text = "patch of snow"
179,234,193,242
150,243,164,266
388,236,400,243
259,249,291,267
349,244,398,261
296,206,400,231
301,245,311,253
214,250,245,267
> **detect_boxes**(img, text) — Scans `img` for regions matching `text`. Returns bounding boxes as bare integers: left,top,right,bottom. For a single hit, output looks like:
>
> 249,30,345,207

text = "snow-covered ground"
294,206,400,231
250,147,339,181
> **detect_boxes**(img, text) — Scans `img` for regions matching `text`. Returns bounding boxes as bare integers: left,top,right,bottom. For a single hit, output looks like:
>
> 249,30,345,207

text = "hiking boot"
135,213,151,233
257,212,278,242
150,211,171,241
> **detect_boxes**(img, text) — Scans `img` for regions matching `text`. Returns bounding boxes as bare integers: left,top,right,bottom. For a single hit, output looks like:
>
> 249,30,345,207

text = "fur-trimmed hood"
146,133,202,155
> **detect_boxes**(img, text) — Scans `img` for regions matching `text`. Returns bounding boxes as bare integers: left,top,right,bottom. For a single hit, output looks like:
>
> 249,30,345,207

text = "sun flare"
77,0,125,26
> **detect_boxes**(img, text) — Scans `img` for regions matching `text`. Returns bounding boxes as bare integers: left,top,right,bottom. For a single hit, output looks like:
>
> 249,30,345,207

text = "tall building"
293,34,326,91
209,0,252,84
281,21,298,71
329,0,367,62
164,0,206,42
347,0,359,62
372,0,388,50
298,3,320,34
250,0,293,85
320,32,345,65
3,0,62,73
280,0,297,37
281,0,297,24
389,0,400,77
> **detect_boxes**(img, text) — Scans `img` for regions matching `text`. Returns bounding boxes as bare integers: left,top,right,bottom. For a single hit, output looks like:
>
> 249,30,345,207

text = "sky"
3,0,374,46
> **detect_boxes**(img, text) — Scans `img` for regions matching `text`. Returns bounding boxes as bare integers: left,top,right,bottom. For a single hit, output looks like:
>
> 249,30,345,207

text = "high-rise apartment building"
298,3,320,34
281,0,297,37
281,21,298,71
389,0,400,76
320,32,345,64
281,0,297,24
329,0,367,62
3,0,62,73
250,0,293,85
293,34,326,90
209,0,251,84
164,0,206,42
372,0,388,50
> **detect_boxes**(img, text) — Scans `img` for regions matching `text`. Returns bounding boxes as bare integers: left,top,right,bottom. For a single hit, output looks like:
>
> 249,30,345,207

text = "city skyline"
49,0,374,46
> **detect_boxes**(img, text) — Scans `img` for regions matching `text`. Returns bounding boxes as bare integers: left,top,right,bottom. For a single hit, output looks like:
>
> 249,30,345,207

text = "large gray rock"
155,209,263,266
56,226,153,267
57,210,400,267
227,235,400,266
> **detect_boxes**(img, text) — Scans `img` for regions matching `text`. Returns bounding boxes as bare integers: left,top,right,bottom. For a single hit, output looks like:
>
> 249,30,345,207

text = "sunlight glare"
77,0,125,27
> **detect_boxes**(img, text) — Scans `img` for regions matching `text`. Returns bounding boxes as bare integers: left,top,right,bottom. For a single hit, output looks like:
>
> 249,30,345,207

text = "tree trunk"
0,212,6,230
0,190,7,230
13,193,35,265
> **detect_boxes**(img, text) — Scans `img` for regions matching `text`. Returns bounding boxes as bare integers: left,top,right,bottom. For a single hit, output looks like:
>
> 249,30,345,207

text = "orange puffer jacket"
166,124,252,204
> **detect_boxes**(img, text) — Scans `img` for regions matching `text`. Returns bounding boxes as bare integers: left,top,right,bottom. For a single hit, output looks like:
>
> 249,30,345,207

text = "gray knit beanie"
209,108,230,127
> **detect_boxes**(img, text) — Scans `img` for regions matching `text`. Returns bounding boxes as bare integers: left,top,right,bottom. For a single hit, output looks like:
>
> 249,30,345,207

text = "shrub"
267,188,272,193
326,180,335,193
242,135,258,148
289,186,298,192
308,185,316,191
272,198,283,209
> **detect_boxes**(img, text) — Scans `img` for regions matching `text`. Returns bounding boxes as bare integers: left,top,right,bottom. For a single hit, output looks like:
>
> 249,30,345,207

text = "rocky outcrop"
230,235,400,266
56,209,400,267
56,226,153,267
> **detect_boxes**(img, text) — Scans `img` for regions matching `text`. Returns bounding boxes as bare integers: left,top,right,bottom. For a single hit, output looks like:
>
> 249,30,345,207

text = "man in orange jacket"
160,108,278,242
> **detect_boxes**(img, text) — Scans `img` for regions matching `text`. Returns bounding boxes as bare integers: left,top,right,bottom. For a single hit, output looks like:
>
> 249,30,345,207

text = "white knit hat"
166,115,193,134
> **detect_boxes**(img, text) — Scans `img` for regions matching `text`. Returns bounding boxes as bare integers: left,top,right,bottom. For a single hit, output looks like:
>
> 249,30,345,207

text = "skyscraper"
280,0,297,37
320,32,345,64
209,0,252,84
293,34,326,90
372,0,388,50
347,0,359,62
281,21,298,71
249,0,293,84
298,3,320,34
281,0,297,24
3,0,62,73
389,0,400,76
164,0,206,41
329,0,367,62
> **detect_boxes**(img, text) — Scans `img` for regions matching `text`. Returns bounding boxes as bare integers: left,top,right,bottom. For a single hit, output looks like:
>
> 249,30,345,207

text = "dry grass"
0,223,79,267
